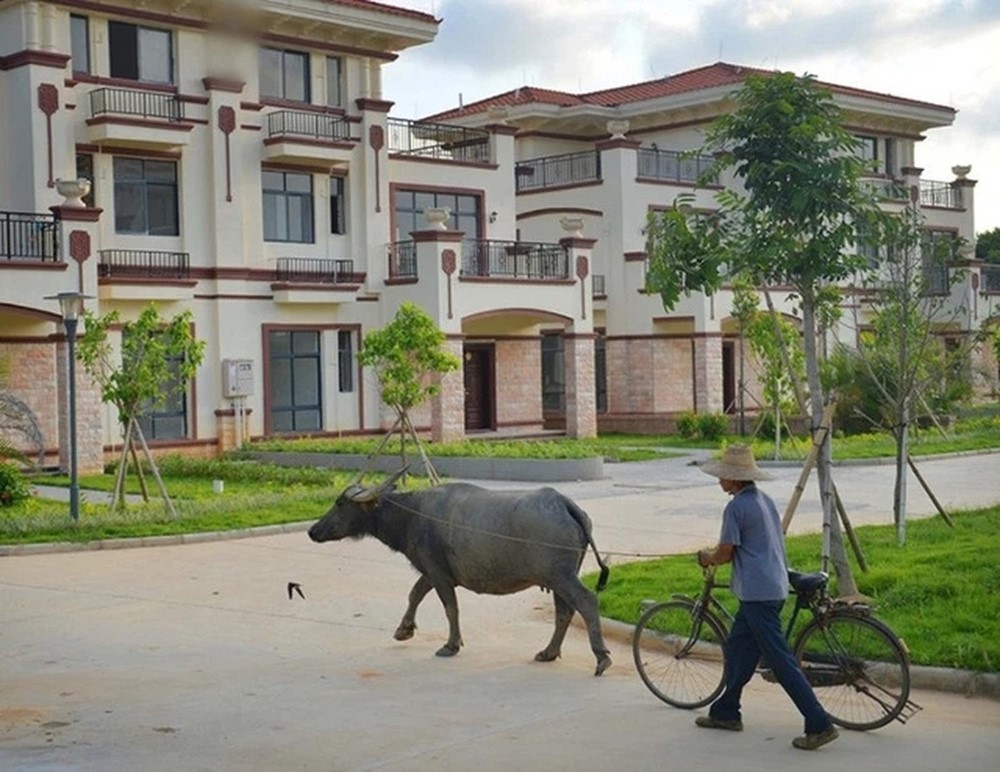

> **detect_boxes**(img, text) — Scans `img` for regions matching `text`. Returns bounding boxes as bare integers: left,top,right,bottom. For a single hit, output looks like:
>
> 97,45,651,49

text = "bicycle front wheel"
794,611,911,730
632,600,728,709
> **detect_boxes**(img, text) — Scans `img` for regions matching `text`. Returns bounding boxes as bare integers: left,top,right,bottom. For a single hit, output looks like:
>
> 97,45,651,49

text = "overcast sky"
380,0,1000,235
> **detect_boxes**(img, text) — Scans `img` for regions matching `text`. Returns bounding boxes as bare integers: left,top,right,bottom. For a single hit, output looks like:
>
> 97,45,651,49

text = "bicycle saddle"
788,569,828,595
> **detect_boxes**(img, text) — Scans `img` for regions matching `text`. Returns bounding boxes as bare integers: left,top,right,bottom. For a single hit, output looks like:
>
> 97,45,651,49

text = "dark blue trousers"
709,600,831,734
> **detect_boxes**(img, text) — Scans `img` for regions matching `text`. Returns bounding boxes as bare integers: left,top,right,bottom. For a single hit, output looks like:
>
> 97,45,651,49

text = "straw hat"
699,444,775,481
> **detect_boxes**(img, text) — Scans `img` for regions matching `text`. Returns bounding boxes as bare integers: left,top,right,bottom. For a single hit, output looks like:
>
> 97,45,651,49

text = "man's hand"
697,549,712,568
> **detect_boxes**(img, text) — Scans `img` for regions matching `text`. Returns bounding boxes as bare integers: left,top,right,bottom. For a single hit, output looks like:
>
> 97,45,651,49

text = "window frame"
392,187,482,242
70,14,90,75
267,329,323,434
262,170,315,243
107,20,174,84
326,56,343,107
541,332,566,413
112,156,179,236
259,46,311,103
330,175,347,235
337,329,354,393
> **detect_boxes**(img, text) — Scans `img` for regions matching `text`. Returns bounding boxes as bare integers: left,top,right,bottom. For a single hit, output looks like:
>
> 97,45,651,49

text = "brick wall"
495,338,543,429
0,342,59,461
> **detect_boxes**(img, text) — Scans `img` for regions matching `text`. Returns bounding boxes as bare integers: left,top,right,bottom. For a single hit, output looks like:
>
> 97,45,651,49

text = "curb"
590,617,1000,701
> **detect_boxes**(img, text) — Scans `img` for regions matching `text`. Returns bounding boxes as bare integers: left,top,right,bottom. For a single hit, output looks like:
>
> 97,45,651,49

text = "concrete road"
2,451,998,771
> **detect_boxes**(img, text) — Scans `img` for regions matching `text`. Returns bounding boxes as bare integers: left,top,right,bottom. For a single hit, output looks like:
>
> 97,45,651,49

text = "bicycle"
632,565,921,730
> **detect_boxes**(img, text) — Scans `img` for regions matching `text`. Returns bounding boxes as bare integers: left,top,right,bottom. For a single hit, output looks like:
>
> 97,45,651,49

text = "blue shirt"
718,484,789,602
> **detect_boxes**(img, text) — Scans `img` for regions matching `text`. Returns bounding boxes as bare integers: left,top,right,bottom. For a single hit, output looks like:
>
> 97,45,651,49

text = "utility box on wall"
222,359,254,398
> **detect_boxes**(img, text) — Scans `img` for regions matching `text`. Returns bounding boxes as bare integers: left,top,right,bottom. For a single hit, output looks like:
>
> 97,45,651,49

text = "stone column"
693,334,724,414
55,338,104,475
356,97,393,287
564,334,597,439
431,338,465,444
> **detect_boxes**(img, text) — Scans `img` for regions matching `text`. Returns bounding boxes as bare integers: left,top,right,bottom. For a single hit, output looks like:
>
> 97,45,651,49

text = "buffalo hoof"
393,623,416,641
594,654,612,677
435,644,460,657
534,649,560,663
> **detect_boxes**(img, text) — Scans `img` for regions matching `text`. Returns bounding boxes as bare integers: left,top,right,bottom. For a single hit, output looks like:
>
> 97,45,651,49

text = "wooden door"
463,345,494,431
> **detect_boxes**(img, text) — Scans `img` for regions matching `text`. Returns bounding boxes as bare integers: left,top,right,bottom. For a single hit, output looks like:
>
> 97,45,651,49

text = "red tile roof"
329,0,438,25
426,62,954,121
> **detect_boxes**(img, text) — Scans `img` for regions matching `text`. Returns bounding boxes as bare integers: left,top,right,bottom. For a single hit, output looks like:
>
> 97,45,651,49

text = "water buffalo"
308,470,612,675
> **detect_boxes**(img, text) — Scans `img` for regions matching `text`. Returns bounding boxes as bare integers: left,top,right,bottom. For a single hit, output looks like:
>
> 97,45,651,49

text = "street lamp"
45,291,93,522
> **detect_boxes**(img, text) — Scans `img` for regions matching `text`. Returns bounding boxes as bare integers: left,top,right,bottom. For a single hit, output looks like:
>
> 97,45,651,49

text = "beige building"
0,1,995,473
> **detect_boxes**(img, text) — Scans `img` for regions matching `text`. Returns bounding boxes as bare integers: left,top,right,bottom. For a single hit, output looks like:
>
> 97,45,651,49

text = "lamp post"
46,291,92,522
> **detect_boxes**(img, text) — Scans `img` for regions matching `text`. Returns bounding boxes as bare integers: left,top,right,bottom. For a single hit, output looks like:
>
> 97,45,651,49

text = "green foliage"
675,411,699,438
76,304,206,425
696,412,729,441
0,460,31,507
975,226,1000,263
357,301,460,413
644,201,727,309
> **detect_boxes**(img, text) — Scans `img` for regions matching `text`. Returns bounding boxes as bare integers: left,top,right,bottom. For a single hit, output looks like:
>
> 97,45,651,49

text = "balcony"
387,118,492,164
461,240,569,280
862,177,910,202
386,241,417,282
636,147,718,185
1,212,59,262
515,151,601,192
97,249,194,301
920,180,962,209
263,110,359,166
86,87,193,148
982,265,1000,294
271,257,364,304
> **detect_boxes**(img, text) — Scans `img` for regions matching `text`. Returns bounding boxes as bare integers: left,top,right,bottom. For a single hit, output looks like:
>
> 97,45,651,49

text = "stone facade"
495,338,543,429
564,335,597,438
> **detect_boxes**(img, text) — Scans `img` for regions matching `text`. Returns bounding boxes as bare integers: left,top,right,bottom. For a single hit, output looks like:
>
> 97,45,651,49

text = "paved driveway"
2,451,998,770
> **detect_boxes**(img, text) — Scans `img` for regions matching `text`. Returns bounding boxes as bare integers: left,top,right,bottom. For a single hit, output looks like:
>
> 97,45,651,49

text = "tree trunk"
894,403,910,546
801,297,858,596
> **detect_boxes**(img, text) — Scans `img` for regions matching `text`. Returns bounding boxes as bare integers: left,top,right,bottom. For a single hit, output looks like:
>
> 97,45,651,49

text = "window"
70,15,90,75
594,332,607,414
108,21,172,83
393,188,481,241
922,230,956,295
330,176,346,235
113,157,178,235
338,330,354,393
137,353,188,440
262,170,314,243
269,330,322,433
75,153,95,207
326,56,343,107
541,333,565,413
855,134,877,173
259,47,310,102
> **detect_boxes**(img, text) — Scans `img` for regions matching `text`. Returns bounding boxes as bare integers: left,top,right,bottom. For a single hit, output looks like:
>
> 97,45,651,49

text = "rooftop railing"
387,118,491,163
461,239,569,280
0,211,59,261
98,249,190,279
275,257,363,284
637,147,718,185
266,110,356,142
515,151,601,192
89,87,184,122
920,180,961,209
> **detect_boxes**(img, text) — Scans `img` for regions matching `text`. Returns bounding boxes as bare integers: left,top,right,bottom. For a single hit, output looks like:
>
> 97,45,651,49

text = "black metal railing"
275,257,363,284
981,265,1000,294
636,148,718,185
266,110,355,142
98,249,190,279
921,259,950,296
461,240,569,279
386,118,491,163
592,274,606,296
515,151,601,192
1,211,59,261
862,177,910,202
89,87,184,122
920,180,960,209
387,241,417,279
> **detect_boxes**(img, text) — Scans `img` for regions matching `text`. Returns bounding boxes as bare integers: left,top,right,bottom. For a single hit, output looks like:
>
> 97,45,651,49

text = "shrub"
697,412,729,441
675,411,699,438
0,460,31,507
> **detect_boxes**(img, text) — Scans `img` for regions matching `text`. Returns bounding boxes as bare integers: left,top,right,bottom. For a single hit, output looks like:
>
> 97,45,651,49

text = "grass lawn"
586,505,1000,673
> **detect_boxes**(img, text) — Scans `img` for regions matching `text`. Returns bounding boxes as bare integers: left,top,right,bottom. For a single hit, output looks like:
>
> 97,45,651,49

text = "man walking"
695,444,838,750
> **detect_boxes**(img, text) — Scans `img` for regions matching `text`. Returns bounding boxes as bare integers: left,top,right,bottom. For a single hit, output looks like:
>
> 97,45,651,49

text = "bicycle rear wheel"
794,611,911,730
632,600,728,709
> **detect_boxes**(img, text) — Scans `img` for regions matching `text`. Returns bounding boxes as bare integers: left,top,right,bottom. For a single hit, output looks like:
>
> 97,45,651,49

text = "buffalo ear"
347,485,379,504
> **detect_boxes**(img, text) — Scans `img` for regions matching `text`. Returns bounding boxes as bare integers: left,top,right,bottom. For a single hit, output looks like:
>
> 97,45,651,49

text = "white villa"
0,0,995,473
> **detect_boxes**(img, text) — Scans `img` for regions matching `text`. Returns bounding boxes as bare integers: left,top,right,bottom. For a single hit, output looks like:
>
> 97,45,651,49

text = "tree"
357,301,461,481
851,205,971,545
646,72,885,595
76,305,205,513
975,226,1000,263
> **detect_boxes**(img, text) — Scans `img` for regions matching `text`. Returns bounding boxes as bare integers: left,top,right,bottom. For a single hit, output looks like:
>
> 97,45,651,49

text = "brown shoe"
792,725,839,750
695,715,743,732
